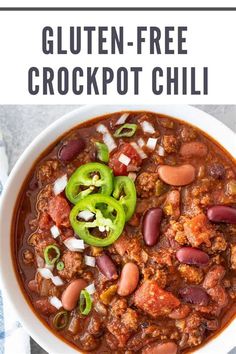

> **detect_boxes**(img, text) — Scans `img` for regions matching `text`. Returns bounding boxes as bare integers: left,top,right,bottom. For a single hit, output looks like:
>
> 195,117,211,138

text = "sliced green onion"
113,124,137,138
95,142,109,163
79,289,92,315
56,261,65,271
44,245,60,265
53,310,68,330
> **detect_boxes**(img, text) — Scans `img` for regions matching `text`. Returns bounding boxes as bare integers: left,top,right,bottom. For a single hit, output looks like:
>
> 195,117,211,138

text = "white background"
0,10,235,104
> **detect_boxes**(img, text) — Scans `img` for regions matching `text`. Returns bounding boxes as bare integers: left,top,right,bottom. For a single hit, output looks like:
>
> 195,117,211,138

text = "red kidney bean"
180,141,208,158
59,139,85,162
179,286,209,306
208,164,225,180
176,247,209,267
96,254,118,280
61,279,87,311
203,265,225,289
118,262,139,296
207,205,236,224
142,342,177,354
142,208,162,246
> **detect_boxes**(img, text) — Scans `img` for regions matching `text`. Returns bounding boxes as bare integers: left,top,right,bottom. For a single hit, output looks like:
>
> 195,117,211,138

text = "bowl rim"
0,104,236,354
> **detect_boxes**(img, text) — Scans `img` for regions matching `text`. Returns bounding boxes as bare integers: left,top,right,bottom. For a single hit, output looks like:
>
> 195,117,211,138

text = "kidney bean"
208,163,225,180
169,304,190,319
179,286,209,306
142,208,162,246
176,247,209,267
61,279,87,311
180,141,208,158
142,342,177,354
158,164,195,186
203,265,225,289
117,262,139,296
59,139,85,162
207,205,236,224
96,254,118,280
208,285,228,308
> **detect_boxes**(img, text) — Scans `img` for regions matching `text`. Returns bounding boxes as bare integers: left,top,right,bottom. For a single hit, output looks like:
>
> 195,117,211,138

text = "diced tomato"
48,195,71,227
134,280,180,318
109,143,142,176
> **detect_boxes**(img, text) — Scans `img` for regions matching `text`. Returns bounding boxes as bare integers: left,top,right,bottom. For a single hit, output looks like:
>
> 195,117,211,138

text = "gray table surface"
0,105,235,354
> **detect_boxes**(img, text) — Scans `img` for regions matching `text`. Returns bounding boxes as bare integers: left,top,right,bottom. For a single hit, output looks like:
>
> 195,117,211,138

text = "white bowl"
0,105,235,354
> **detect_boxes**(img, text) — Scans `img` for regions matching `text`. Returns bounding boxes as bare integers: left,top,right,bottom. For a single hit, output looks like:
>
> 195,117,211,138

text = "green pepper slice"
66,162,113,204
113,176,136,221
44,245,60,265
56,261,65,271
70,194,125,247
53,311,69,330
113,124,137,138
79,289,92,315
95,142,109,163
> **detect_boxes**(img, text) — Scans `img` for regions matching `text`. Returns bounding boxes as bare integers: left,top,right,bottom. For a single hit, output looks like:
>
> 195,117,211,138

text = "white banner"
0,10,235,104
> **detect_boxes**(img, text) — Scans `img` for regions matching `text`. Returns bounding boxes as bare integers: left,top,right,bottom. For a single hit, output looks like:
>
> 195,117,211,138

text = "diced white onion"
45,263,54,271
50,225,60,239
157,145,165,156
96,124,117,152
38,268,64,286
146,138,157,150
128,172,137,181
53,174,68,195
64,237,85,251
49,296,62,309
84,255,96,267
36,255,44,268
78,210,94,221
140,121,155,134
86,283,96,295
118,153,131,166
137,138,145,148
130,142,147,159
115,113,129,125
51,276,64,286
38,268,53,279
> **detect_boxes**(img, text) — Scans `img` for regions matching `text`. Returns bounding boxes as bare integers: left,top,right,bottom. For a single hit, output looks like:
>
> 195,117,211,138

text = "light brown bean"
117,262,139,296
158,164,195,186
142,342,178,354
61,279,87,311
180,141,208,158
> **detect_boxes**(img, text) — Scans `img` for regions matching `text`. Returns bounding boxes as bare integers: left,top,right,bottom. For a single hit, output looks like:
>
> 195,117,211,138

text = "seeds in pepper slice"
70,193,125,247
66,162,113,204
